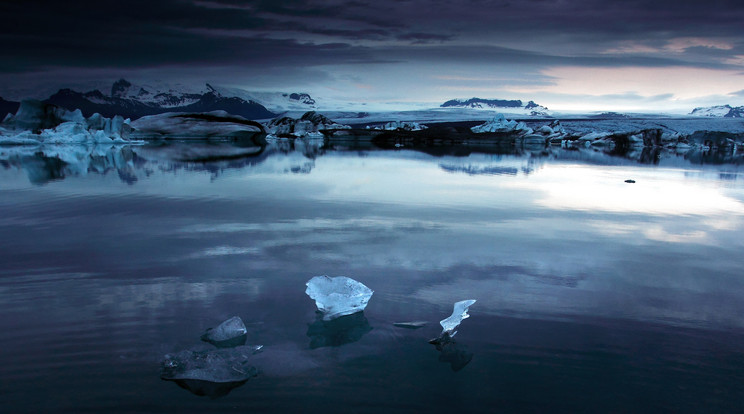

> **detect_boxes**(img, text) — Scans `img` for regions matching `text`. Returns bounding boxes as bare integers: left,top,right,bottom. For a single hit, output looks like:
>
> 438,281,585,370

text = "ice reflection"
306,312,372,349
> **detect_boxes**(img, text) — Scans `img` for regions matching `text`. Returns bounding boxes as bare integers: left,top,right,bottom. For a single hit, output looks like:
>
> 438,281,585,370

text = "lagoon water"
2,141,744,412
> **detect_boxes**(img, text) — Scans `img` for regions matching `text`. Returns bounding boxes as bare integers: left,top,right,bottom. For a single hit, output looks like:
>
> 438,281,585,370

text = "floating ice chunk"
439,299,476,336
160,345,261,383
393,321,428,329
305,275,373,321
201,316,248,348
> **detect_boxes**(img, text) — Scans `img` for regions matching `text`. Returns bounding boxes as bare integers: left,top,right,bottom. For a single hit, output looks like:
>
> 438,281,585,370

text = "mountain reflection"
1,138,743,185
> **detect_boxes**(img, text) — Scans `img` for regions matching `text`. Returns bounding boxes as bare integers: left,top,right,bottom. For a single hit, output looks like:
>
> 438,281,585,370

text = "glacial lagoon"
2,140,744,412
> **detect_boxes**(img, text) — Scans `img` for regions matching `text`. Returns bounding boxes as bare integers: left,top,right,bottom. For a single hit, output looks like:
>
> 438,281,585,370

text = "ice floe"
201,316,248,348
439,299,476,336
305,275,373,321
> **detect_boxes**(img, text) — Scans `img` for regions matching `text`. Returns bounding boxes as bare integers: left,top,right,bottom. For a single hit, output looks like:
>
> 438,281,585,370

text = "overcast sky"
1,0,743,111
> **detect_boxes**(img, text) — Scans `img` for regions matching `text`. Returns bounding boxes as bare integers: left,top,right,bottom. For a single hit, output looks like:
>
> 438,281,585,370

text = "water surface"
2,141,744,412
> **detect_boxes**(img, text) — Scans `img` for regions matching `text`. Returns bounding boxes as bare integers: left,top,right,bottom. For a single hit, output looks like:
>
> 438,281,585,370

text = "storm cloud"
1,0,743,110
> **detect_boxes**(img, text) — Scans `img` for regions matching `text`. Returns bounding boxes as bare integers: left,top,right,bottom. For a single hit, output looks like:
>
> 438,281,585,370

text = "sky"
1,0,744,112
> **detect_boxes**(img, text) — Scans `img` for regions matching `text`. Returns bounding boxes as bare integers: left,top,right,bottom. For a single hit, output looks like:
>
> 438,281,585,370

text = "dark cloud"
1,0,743,103
731,90,744,97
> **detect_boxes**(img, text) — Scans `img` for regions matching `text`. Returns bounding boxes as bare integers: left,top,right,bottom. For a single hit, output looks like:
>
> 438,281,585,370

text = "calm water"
2,141,744,413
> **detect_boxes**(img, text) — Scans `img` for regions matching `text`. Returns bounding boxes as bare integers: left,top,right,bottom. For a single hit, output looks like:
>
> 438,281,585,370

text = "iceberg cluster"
375,120,427,131
265,111,350,138
305,275,374,321
0,100,133,144
440,299,477,336
471,114,533,134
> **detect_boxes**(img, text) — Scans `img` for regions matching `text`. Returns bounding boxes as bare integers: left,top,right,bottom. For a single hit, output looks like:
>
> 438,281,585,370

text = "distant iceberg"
471,114,533,134
265,111,350,138
439,299,476,336
375,120,427,131
305,275,373,321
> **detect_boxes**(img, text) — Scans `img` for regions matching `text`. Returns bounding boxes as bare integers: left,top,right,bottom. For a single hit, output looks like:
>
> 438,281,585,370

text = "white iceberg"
201,316,248,347
160,345,261,383
440,299,476,336
377,120,427,131
305,275,373,321
471,114,533,134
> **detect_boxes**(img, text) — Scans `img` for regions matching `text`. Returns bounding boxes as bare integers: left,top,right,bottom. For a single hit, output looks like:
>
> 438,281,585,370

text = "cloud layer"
1,0,743,110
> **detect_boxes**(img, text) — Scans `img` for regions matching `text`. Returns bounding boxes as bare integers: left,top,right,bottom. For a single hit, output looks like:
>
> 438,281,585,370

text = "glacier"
305,275,373,321
201,316,248,348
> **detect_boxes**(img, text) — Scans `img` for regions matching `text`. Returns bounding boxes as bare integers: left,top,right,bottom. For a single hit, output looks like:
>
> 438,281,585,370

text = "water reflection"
429,334,474,372
306,312,372,349
164,378,247,399
1,138,743,186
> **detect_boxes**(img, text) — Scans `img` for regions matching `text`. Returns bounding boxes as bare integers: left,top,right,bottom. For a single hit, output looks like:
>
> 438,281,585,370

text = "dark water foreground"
1,140,744,413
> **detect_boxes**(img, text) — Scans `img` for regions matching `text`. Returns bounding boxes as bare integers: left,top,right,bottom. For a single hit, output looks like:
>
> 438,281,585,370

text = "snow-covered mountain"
440,98,550,116
209,85,317,113
1,96,20,119
44,80,277,121
689,105,744,118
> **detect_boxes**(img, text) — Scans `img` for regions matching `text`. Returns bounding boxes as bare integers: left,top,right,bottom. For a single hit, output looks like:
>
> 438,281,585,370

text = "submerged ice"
305,275,373,321
160,346,261,383
440,299,476,336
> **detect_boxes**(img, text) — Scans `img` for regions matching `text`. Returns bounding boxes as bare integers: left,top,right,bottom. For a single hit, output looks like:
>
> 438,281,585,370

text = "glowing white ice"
440,299,477,336
305,275,373,321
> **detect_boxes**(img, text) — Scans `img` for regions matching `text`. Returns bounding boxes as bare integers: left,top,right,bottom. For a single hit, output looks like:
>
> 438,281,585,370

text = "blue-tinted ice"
305,275,373,321
440,299,476,336
201,316,247,348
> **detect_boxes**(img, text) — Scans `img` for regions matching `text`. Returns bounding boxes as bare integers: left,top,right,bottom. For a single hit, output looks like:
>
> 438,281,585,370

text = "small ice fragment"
305,275,373,321
393,321,428,329
160,345,260,383
440,299,476,336
201,316,247,348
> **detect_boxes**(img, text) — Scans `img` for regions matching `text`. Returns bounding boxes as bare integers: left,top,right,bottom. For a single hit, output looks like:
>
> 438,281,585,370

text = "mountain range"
0,79,322,121
689,105,744,118
441,98,550,115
